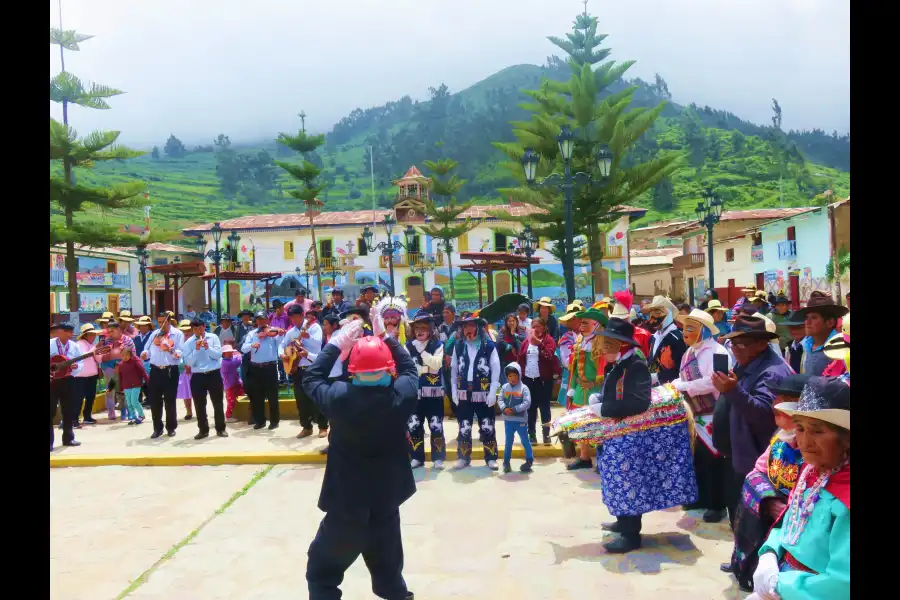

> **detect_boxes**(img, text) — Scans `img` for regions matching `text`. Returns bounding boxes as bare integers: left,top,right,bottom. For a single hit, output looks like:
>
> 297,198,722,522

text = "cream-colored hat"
705,299,727,313
177,319,192,331
647,295,678,319
78,323,99,339
533,297,556,313
676,309,719,335
118,310,135,323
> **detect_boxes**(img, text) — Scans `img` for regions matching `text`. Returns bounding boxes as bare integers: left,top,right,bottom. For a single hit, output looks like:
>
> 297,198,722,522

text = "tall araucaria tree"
418,158,481,302
490,8,682,298
275,127,327,300
51,16,150,324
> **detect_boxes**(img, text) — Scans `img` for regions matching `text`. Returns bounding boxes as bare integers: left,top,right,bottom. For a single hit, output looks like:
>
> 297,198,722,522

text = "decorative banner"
76,272,114,285
751,246,764,262
79,293,108,312
765,270,778,283
119,293,131,310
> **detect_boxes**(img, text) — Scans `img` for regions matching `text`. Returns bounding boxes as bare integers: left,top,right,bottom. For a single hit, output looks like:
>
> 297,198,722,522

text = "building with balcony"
112,243,206,317
183,165,647,312
50,245,141,323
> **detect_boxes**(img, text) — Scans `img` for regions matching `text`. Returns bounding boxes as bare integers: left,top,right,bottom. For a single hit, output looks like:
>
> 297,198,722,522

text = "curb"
49,446,563,468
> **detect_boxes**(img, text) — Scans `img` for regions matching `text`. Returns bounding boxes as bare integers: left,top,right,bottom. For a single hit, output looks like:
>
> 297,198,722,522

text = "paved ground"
51,401,568,458
51,462,747,600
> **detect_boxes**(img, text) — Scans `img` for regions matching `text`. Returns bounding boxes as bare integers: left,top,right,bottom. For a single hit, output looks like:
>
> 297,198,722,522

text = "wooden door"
405,276,424,309
228,283,242,315
495,272,511,296
107,295,120,315
755,272,765,292
789,274,800,310
155,290,175,313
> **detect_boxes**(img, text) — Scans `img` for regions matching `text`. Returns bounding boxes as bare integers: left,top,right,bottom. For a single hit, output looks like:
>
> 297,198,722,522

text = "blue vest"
455,338,496,403
406,338,444,398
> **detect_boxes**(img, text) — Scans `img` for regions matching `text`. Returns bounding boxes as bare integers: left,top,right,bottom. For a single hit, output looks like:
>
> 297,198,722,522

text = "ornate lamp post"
195,222,224,322
522,127,613,303
227,230,241,269
511,224,538,299
695,187,724,290
362,215,415,295
135,244,149,316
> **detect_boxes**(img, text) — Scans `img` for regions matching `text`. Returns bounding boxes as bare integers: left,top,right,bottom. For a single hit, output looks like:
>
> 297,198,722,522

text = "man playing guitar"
50,323,107,450
279,304,326,439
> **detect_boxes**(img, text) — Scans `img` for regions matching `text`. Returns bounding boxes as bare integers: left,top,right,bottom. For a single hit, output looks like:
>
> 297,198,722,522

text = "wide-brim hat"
219,314,233,321
704,299,728,313
823,334,850,361
676,309,720,335
177,319,192,331
339,307,370,321
647,295,678,318
78,324,99,339
459,315,488,327
742,284,758,293
794,291,849,321
774,294,791,305
721,315,780,341
253,311,269,321
596,317,635,345
411,310,435,325
776,377,850,431
575,301,610,326
100,311,115,320
533,297,556,313
558,303,582,324
753,290,769,302
360,284,379,294
237,309,254,318
770,374,812,398
781,311,806,326
118,310,135,322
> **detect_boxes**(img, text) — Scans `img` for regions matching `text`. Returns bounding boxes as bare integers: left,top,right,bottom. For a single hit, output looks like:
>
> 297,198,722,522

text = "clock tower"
392,165,430,223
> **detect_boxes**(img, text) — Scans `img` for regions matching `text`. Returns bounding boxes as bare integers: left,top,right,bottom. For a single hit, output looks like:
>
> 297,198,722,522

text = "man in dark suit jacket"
302,320,418,600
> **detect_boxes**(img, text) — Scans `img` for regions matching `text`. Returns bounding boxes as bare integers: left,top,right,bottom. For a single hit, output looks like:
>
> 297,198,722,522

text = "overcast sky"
49,0,849,148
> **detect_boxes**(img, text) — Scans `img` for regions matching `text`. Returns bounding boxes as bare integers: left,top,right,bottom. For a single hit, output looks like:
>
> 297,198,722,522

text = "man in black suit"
302,319,418,600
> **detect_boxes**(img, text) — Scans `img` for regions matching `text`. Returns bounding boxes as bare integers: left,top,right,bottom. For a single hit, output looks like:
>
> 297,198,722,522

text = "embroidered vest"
679,348,717,416
767,435,804,497
407,338,444,397
455,339,496,402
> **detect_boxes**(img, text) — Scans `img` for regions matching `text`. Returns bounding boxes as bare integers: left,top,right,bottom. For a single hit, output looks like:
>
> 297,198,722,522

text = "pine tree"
275,127,327,299
490,7,682,299
164,134,186,158
50,17,150,324
418,158,481,301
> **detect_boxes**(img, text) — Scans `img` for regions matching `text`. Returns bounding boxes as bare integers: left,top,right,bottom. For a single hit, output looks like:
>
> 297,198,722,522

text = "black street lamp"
510,224,538,299
522,126,613,303
227,230,241,269
135,244,149,316
695,187,725,290
362,215,415,295
411,255,437,291
295,265,311,294
195,222,224,322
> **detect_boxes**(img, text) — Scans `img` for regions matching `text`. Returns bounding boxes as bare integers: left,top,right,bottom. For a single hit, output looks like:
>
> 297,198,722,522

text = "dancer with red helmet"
302,319,418,600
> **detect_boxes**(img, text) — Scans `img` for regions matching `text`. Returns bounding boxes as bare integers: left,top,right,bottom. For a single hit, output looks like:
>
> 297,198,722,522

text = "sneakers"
225,417,238,424
502,463,512,474
135,417,144,425
487,460,499,471
432,460,444,470
520,460,533,473
410,459,424,469
217,430,229,438
454,459,470,469
83,417,98,425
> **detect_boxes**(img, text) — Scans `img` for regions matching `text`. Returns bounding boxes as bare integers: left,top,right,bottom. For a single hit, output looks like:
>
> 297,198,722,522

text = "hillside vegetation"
49,63,850,232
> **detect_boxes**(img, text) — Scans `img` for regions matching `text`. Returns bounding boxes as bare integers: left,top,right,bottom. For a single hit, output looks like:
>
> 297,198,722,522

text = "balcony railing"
578,245,625,260
49,269,130,288
672,253,706,271
379,252,445,269
777,240,797,260
304,256,356,271
751,245,764,263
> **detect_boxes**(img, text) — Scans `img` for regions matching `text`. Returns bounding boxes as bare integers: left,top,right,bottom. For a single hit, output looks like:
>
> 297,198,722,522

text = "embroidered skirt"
728,470,784,588
597,420,698,516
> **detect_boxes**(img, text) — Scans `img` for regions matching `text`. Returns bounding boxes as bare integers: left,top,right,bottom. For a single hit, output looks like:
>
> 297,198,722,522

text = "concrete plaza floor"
51,462,747,600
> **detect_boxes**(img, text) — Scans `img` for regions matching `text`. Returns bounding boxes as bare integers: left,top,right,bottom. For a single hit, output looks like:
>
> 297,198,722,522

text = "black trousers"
523,375,553,437
293,369,328,430
307,508,408,600
248,362,280,425
148,365,180,434
50,377,76,448
725,461,748,531
74,375,99,421
693,443,728,511
190,369,226,434
615,515,643,538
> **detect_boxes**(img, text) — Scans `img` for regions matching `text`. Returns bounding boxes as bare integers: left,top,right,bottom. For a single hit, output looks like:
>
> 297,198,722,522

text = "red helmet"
347,336,395,374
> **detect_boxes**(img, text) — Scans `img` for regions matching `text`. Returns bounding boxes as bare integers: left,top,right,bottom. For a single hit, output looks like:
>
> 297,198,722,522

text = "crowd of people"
50,281,850,599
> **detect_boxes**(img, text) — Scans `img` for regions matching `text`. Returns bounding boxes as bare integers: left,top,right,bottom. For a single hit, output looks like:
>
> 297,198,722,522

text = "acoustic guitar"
50,346,111,380
281,339,306,375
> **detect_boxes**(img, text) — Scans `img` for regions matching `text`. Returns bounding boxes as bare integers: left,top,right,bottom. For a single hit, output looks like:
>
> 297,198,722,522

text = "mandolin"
50,346,111,380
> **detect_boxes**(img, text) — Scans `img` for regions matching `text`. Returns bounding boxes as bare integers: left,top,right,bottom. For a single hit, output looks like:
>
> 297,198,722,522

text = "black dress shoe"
83,418,98,425
600,521,622,533
151,431,163,439
268,422,279,430
566,459,593,471
185,414,193,420
703,509,726,523
217,430,229,438
63,440,82,447
603,534,641,554
167,431,176,437
719,562,734,573
253,423,266,430
194,431,209,440
682,502,702,511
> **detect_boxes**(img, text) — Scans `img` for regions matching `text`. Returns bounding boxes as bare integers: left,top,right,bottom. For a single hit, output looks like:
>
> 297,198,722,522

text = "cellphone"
713,354,729,375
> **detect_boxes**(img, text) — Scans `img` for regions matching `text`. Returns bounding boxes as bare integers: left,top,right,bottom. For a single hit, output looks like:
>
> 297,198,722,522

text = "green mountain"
50,63,850,231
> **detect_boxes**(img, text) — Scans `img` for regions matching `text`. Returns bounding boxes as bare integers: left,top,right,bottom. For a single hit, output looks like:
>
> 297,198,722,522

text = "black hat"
360,284,378,294
272,299,284,308
794,291,849,321
517,303,530,312
339,307,370,321
56,322,75,332
331,287,344,295
411,310,434,325
253,311,268,321
189,318,205,328
770,374,811,398
237,309,253,318
596,317,635,345
295,288,308,296
739,305,759,316
781,311,805,326
220,314,233,321
460,314,487,327
721,315,780,341
287,304,305,316
774,294,791,305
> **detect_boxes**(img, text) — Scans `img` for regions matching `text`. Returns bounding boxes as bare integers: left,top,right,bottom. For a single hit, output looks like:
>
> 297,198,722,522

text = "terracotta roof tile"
629,248,682,266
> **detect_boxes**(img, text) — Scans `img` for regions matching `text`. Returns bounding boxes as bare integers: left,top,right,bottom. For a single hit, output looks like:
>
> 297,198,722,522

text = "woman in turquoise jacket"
749,376,850,600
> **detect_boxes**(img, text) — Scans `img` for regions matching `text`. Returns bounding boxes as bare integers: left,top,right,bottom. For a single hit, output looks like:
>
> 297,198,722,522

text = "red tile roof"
110,243,200,254
663,207,818,237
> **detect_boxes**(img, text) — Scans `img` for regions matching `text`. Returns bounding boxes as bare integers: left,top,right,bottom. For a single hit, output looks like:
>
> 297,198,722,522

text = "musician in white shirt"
50,323,83,449
279,305,327,439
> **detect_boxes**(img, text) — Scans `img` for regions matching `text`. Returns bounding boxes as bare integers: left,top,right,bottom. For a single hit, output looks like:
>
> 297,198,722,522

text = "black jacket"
235,322,254,350
649,326,687,385
303,338,418,518
597,353,652,419
321,300,352,321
